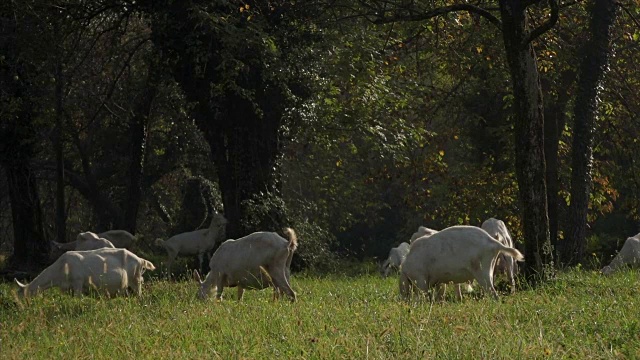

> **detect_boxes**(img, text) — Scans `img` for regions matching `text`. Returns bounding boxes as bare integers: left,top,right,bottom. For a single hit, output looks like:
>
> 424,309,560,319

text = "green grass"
0,269,638,359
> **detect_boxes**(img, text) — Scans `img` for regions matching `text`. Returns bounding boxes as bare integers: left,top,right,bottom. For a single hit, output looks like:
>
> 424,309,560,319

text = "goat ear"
193,270,202,283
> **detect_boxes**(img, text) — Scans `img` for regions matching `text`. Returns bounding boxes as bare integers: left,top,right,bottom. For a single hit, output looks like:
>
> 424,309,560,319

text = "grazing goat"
400,225,524,301
379,242,410,277
76,232,116,251
410,226,439,243
98,230,136,249
155,213,228,275
195,267,278,301
196,228,298,301
481,217,518,293
15,248,155,298
410,228,473,299
51,229,136,256
52,231,115,253
601,234,640,275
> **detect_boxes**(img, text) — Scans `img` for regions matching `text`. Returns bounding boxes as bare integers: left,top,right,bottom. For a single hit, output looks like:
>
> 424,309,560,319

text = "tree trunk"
199,87,285,237
54,55,67,243
71,140,122,230
122,70,157,234
499,2,553,281
0,91,49,267
564,0,617,266
175,177,212,234
68,77,157,234
4,155,49,267
148,1,289,238
0,2,50,269
543,70,575,261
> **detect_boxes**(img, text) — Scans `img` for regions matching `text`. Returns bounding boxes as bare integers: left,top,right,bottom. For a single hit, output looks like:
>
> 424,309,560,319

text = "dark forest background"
1,0,639,280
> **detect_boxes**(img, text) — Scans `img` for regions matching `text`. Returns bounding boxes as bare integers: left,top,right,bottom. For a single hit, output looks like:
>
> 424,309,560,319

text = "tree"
0,0,51,267
146,0,318,237
121,62,159,234
563,0,618,266
54,5,166,234
499,2,558,280
367,1,558,281
543,69,575,260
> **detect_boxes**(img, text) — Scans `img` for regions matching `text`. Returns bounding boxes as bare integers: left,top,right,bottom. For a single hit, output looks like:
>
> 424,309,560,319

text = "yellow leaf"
439,150,445,156
476,46,483,54
239,7,244,12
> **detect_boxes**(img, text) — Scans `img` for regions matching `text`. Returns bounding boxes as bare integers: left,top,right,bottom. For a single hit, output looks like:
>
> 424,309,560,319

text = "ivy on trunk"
371,0,558,282
147,0,303,237
564,0,618,266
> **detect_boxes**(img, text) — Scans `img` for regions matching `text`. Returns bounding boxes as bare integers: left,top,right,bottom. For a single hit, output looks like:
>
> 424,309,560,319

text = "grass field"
0,268,638,359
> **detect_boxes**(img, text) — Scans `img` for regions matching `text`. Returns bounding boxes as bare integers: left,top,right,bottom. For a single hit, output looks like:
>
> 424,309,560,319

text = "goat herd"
12,215,640,302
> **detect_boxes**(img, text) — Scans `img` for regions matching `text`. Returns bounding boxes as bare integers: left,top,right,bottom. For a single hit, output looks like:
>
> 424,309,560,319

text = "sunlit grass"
0,269,638,359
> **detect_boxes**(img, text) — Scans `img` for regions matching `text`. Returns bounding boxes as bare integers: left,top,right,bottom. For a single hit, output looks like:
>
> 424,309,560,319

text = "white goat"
51,229,136,255
98,230,136,249
15,248,155,298
76,232,116,250
411,228,473,299
196,227,298,301
400,225,524,301
155,213,228,275
481,217,518,293
410,226,439,242
52,231,115,253
380,242,410,277
601,234,640,275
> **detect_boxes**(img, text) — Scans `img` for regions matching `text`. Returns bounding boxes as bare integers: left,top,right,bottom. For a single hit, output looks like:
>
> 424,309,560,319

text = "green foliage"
586,232,633,269
284,5,524,256
241,190,337,271
174,176,223,235
3,0,640,272
1,270,639,358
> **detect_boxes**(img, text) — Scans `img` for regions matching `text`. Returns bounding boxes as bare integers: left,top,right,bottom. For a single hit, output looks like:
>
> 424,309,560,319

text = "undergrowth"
0,269,638,359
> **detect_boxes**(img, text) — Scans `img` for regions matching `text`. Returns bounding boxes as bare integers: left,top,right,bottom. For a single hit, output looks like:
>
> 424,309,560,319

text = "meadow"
0,268,638,359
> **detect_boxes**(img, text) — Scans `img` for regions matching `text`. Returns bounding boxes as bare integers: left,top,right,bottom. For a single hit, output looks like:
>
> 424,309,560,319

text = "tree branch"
373,4,502,31
522,0,543,7
522,0,559,47
619,2,640,30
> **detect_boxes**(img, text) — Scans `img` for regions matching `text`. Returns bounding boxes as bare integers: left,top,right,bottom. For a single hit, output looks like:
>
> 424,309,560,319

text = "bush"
586,232,626,269
241,191,337,272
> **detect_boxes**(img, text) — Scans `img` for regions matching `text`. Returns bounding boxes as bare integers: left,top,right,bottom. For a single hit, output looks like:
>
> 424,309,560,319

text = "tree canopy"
0,0,638,277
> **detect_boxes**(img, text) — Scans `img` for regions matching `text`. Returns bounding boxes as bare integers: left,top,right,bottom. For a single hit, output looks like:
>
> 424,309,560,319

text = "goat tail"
154,238,165,248
498,245,524,262
283,227,298,252
14,278,26,288
14,279,28,298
